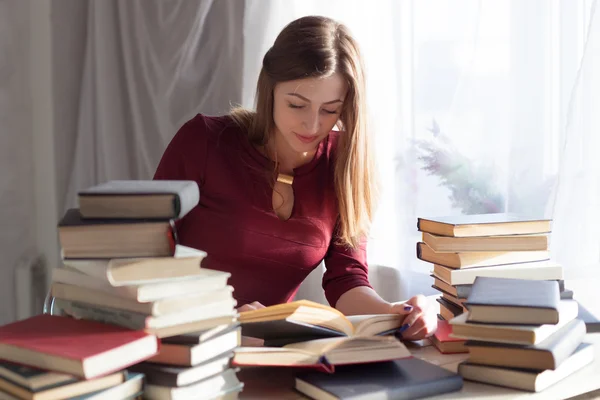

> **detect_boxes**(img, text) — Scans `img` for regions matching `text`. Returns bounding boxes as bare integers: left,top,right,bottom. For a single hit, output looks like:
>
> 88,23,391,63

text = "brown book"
78,180,199,220
421,232,549,252
465,319,586,370
417,242,550,269
417,213,551,237
58,209,178,259
458,343,594,392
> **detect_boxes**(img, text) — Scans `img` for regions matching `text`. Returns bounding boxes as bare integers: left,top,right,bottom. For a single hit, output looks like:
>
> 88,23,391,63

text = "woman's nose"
302,112,320,134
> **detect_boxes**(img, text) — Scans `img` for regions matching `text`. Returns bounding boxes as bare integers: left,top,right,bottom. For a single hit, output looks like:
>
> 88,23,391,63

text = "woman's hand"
390,294,437,340
237,301,266,313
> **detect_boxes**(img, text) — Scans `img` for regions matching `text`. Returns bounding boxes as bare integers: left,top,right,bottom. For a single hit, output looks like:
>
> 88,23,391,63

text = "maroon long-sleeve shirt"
154,114,372,307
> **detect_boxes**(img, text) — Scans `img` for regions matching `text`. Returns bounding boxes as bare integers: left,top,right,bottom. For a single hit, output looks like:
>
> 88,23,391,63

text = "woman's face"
272,73,347,155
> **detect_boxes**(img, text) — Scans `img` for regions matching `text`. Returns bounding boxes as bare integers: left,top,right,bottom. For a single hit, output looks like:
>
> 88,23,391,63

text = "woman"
154,16,436,340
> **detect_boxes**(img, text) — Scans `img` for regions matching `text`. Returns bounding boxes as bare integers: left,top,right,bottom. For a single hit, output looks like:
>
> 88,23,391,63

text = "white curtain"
2,0,599,323
60,0,245,212
244,0,600,300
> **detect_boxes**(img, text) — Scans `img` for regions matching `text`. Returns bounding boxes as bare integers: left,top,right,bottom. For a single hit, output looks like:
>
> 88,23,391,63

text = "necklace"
276,173,294,185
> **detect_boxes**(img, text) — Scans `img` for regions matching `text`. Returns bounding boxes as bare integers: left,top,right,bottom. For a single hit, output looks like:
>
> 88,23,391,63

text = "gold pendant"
276,173,294,185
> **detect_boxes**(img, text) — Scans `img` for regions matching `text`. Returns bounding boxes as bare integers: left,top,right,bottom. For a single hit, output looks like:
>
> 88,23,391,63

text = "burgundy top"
154,114,372,307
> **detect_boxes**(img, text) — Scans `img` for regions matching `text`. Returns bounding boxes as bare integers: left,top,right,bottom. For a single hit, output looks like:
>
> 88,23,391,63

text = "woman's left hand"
390,294,437,340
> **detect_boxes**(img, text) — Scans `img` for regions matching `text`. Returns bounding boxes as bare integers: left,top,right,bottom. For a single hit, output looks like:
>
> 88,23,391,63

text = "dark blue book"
0,361,77,392
466,277,560,324
295,358,463,399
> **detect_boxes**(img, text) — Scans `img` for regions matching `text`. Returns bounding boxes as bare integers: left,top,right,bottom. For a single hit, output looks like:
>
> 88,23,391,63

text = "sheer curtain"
244,0,600,300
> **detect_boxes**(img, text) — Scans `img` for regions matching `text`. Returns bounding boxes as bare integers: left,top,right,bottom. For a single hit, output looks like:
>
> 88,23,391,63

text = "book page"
347,314,404,336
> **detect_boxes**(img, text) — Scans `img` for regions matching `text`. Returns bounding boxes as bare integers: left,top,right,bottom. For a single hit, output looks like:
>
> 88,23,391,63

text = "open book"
232,336,411,373
239,300,404,346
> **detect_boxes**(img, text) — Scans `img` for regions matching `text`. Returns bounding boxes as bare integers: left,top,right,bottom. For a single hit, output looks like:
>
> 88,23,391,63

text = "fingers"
390,302,417,316
396,295,437,340
236,301,266,313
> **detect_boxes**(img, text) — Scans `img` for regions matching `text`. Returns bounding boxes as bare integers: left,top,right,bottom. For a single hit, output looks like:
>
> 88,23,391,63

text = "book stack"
452,277,594,392
0,314,156,399
416,213,565,353
51,180,242,399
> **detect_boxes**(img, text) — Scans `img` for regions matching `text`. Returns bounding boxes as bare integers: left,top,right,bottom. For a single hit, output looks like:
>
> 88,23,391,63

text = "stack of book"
0,314,156,399
452,277,594,392
50,180,242,399
416,213,565,353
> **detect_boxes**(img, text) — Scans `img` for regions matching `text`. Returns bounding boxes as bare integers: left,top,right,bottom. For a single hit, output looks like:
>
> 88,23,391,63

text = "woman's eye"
288,103,304,109
322,109,338,115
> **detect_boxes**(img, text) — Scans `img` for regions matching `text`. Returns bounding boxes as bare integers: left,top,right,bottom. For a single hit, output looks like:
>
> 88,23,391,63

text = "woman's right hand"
237,301,266,347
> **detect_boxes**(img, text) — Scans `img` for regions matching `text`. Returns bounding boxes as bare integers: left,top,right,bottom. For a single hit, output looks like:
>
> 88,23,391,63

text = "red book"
430,319,468,354
0,315,159,379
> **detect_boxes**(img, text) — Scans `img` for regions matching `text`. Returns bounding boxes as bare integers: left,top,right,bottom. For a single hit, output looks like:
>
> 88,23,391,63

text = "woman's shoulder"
174,113,241,143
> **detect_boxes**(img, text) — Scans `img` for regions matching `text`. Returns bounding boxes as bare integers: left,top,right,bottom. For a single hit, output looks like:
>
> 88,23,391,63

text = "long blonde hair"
231,16,378,249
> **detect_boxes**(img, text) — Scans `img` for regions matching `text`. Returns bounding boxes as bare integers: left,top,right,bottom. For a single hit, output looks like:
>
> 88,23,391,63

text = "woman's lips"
295,133,319,144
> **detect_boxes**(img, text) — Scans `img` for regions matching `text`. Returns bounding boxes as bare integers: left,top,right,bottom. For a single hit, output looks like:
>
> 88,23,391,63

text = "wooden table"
237,333,600,399
237,278,600,399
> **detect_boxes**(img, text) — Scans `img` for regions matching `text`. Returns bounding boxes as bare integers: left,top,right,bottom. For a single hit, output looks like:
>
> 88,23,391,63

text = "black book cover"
296,357,463,400
436,297,463,317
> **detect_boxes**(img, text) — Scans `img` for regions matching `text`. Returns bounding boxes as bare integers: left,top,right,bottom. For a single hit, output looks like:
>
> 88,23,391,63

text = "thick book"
232,336,411,373
422,232,550,252
430,319,467,354
78,180,199,219
465,277,561,324
60,246,207,286
58,208,178,259
147,326,240,367
465,318,586,370
129,352,232,387
417,213,552,237
51,282,234,317
144,368,243,400
239,300,404,344
0,315,158,379
54,298,237,338
450,301,579,345
52,266,230,303
417,242,550,269
433,260,563,286
458,342,594,392
295,357,463,399
0,371,125,400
